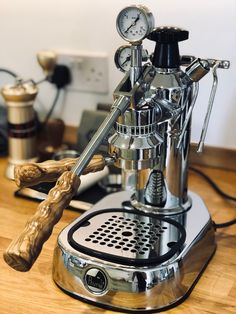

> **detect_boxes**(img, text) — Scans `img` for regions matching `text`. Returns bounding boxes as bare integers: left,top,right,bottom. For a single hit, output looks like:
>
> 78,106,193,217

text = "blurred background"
0,0,235,149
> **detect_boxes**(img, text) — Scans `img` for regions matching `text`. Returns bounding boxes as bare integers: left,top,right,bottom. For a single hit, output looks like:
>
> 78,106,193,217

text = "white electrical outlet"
57,51,109,94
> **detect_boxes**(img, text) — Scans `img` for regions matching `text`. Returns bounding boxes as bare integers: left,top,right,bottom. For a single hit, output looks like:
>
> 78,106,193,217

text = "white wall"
0,0,236,149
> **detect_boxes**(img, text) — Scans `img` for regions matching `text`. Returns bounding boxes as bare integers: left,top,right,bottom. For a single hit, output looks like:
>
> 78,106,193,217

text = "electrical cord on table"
42,88,61,125
189,166,236,229
0,68,18,78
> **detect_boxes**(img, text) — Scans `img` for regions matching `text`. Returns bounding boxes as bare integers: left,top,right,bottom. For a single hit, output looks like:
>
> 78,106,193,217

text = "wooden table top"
0,157,235,314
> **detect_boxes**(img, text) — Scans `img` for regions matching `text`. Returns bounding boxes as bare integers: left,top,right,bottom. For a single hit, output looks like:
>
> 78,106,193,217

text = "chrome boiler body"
109,66,199,215
52,5,229,313
53,191,216,312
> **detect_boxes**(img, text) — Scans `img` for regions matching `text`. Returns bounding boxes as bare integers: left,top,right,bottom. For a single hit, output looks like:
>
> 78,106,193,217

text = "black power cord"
189,166,236,229
42,64,71,125
189,167,236,201
213,219,236,229
0,68,18,78
43,88,61,125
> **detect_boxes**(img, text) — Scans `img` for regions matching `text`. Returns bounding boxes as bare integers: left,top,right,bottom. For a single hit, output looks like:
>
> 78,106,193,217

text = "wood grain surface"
0,157,235,314
4,170,80,272
14,154,105,188
4,155,106,272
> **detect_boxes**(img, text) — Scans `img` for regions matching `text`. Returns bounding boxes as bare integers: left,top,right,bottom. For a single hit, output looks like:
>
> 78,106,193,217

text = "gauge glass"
116,5,154,42
114,46,150,72
114,45,132,72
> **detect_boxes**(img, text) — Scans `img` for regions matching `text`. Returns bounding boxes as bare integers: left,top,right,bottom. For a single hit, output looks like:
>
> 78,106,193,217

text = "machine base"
52,191,216,312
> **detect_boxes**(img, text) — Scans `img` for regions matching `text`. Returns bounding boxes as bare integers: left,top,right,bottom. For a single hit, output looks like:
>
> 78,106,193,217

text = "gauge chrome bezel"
116,5,154,43
114,44,132,72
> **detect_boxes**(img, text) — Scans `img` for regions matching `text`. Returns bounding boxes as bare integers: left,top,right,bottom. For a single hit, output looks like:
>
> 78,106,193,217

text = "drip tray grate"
68,209,186,266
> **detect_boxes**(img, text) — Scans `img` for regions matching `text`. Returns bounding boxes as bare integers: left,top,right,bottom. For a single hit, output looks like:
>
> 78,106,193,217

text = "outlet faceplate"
57,51,109,94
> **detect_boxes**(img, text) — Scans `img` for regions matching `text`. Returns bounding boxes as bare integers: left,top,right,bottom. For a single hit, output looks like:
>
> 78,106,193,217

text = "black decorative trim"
8,119,37,138
68,208,186,267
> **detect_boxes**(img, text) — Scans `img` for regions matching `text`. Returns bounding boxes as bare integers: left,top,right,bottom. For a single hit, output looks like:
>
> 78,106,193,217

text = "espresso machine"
4,5,230,313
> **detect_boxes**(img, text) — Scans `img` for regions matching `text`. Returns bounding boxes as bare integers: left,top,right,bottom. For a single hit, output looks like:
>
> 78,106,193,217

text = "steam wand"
176,58,230,150
197,61,220,153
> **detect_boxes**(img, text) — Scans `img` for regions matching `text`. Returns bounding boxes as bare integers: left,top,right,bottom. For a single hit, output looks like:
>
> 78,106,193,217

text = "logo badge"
84,268,107,294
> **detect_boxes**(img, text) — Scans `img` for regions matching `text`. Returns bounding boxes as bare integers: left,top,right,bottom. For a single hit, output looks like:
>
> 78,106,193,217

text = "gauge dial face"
114,45,149,72
114,45,132,72
116,5,154,42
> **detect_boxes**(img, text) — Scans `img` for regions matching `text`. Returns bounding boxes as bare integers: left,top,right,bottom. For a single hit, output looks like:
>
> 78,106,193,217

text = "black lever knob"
147,27,189,68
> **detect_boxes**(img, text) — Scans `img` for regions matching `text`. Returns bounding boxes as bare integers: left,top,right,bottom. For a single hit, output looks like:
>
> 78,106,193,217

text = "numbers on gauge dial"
114,45,132,72
114,45,149,72
117,6,151,42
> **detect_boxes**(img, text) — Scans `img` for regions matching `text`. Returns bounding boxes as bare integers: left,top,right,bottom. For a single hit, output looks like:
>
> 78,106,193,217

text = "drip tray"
68,208,186,266
53,192,216,312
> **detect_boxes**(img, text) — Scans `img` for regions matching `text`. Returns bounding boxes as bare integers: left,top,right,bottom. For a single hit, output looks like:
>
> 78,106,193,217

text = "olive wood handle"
14,154,105,188
3,171,80,272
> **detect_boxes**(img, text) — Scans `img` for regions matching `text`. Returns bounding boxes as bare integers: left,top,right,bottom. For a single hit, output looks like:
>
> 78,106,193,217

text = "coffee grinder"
0,50,58,179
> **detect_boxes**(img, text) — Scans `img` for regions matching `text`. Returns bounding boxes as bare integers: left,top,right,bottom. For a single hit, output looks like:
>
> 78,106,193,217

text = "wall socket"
57,51,109,94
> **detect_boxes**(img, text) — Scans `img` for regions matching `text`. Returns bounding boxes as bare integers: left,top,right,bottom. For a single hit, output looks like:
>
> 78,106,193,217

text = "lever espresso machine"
4,5,230,313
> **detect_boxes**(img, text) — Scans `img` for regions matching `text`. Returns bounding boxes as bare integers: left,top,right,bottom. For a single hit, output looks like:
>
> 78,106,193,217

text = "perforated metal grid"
68,209,186,266
83,214,167,255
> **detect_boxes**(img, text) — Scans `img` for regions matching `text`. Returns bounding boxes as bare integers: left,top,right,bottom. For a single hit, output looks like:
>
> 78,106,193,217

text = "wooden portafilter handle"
4,171,80,272
4,155,107,272
14,154,105,188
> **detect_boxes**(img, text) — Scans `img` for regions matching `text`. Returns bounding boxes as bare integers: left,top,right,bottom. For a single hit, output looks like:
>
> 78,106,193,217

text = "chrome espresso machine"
4,5,230,313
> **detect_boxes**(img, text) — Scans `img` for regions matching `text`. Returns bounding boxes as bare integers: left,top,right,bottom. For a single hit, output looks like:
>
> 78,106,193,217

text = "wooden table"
0,157,235,314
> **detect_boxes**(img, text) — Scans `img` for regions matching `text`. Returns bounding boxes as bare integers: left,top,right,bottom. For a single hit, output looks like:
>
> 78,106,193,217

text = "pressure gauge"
114,45,149,72
116,5,154,43
114,45,132,72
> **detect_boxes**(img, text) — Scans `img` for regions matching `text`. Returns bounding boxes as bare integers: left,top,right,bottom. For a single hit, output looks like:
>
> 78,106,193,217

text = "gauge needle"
121,55,131,66
124,14,140,33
